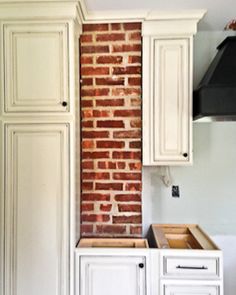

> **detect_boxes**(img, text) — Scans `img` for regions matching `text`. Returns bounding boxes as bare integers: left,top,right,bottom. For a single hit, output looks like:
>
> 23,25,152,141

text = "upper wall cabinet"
142,13,205,166
2,21,71,114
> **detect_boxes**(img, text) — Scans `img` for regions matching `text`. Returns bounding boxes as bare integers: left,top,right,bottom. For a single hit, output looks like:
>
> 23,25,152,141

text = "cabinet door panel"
164,284,219,295
153,39,190,164
80,256,146,295
3,23,69,113
4,124,69,295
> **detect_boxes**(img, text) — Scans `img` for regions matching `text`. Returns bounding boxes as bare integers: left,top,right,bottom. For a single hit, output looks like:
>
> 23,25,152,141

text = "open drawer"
148,224,219,250
78,238,149,248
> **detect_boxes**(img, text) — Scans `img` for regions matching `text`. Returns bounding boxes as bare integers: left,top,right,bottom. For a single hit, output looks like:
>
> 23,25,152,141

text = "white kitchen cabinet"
142,15,204,165
161,282,221,295
0,2,81,295
4,123,70,295
3,22,70,113
79,256,146,295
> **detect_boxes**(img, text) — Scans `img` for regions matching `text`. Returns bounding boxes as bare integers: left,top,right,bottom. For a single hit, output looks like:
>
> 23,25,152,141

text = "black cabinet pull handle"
176,265,208,270
183,153,188,158
139,263,144,269
62,101,67,107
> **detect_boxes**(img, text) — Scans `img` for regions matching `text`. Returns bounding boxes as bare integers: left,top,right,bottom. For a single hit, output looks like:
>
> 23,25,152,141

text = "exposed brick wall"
80,22,142,237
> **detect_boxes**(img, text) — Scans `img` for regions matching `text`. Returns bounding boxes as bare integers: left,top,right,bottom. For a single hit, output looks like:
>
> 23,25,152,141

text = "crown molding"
78,0,206,24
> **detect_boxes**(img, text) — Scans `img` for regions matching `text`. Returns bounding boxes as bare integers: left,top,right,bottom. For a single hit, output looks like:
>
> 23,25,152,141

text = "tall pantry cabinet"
0,2,82,295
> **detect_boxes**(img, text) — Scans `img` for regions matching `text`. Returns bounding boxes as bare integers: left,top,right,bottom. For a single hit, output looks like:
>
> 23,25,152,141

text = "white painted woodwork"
163,284,220,295
3,22,69,113
142,16,205,166
0,120,3,295
4,124,70,295
79,256,146,295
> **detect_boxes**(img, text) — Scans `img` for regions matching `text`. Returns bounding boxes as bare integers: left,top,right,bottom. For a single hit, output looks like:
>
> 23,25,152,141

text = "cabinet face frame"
2,21,71,114
4,122,70,295
143,35,193,166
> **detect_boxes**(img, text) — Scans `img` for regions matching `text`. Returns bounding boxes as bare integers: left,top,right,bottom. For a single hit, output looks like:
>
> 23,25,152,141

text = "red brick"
81,45,109,54
81,67,109,76
96,225,126,234
129,162,142,171
96,77,124,85
129,141,141,149
96,99,124,107
125,183,142,191
114,110,141,117
95,183,123,191
128,56,141,64
112,44,141,53
81,224,93,234
112,66,141,75
82,109,93,118
130,98,141,106
82,161,94,170
96,56,123,64
113,130,141,139
80,34,93,43
113,172,141,180
130,119,141,128
111,23,122,30
112,88,141,96
82,182,93,190
82,151,110,159
81,77,93,86
97,120,125,128
82,193,110,201
83,24,109,32
82,120,94,128
128,77,141,86
81,203,94,211
130,226,142,235
96,141,125,149
81,100,93,108
82,131,109,138
82,214,110,222
81,88,110,97
83,172,110,180
98,161,117,169
129,32,141,41
96,33,125,42
117,162,126,169
115,194,141,202
82,140,94,149
113,215,142,224
81,56,93,64
123,23,141,30
118,204,141,212
93,110,110,117
112,151,141,160
100,204,112,212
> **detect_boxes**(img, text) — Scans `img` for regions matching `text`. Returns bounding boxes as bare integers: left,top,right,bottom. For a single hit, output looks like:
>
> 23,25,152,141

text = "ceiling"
85,0,236,31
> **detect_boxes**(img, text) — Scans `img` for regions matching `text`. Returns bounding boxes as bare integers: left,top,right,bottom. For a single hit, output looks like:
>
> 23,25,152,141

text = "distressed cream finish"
142,16,205,165
0,2,81,295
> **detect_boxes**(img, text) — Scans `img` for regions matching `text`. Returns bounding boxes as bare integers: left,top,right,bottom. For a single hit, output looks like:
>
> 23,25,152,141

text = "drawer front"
162,256,220,278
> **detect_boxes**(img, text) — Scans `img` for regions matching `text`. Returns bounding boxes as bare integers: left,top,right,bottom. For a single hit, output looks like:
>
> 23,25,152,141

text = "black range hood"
193,36,236,121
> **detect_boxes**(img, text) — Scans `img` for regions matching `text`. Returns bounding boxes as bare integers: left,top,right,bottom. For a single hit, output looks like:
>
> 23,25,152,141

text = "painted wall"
143,31,236,295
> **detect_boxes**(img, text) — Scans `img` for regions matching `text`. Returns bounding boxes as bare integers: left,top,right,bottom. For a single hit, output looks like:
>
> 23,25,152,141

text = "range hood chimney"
193,36,236,121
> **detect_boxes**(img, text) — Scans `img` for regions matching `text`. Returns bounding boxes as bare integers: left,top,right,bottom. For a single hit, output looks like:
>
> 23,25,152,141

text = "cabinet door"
79,256,146,295
4,124,70,295
163,284,220,295
3,22,69,113
143,37,192,165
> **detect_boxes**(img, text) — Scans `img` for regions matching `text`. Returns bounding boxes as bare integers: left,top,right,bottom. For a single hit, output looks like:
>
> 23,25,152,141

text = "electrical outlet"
172,185,180,198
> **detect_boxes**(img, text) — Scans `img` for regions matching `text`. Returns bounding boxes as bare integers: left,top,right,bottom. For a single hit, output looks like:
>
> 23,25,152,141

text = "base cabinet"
77,255,146,295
